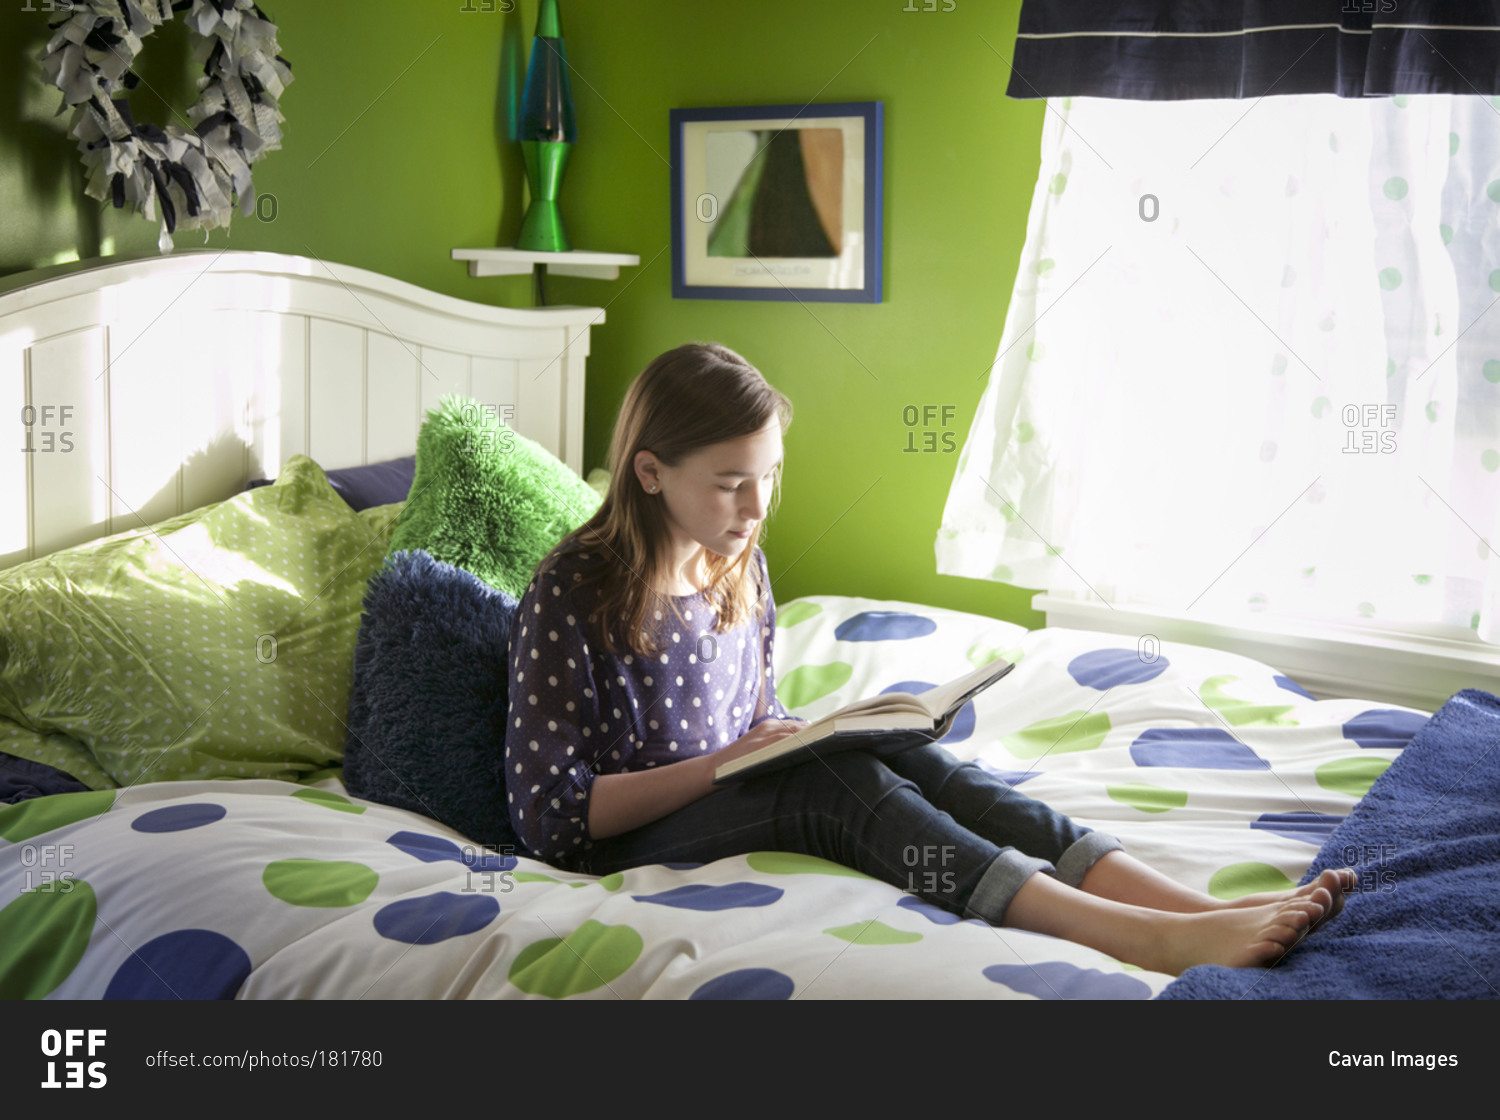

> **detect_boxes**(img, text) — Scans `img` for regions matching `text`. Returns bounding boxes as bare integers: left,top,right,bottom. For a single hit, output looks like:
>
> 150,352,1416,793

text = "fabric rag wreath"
39,0,293,252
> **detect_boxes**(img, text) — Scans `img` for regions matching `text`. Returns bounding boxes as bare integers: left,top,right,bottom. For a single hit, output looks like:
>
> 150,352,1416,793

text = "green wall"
0,0,1047,627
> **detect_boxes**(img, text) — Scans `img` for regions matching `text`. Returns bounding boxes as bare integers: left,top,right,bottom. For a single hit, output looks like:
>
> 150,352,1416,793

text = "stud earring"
649,485,658,493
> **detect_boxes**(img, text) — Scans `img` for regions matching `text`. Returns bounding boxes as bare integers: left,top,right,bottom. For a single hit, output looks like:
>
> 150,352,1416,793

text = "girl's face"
642,419,783,559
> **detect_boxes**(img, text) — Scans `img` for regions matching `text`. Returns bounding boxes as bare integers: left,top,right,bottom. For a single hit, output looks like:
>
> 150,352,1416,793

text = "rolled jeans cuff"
963,850,1055,926
1052,831,1125,889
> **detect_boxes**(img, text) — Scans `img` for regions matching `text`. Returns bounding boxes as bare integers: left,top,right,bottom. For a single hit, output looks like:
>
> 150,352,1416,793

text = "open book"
713,656,1017,784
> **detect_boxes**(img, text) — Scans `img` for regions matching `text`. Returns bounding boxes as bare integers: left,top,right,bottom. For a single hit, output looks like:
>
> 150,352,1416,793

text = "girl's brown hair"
542,342,792,657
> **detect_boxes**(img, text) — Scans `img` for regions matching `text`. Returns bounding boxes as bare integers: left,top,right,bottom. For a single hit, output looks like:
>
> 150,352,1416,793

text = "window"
939,95,1500,649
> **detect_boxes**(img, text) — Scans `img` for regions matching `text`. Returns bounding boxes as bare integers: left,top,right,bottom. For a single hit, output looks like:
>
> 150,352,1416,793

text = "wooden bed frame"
0,251,600,570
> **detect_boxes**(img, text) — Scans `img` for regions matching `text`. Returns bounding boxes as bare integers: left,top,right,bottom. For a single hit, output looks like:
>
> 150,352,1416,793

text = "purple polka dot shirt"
505,544,794,861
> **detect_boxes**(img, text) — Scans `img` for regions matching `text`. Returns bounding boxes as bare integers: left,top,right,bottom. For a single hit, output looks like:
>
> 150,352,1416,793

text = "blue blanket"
1160,688,1500,999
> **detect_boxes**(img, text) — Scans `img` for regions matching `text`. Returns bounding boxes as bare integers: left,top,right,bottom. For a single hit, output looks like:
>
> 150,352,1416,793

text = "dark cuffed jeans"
561,742,1122,924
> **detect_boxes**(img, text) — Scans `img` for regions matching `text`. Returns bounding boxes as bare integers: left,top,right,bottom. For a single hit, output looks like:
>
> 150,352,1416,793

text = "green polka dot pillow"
0,456,400,787
0,719,110,791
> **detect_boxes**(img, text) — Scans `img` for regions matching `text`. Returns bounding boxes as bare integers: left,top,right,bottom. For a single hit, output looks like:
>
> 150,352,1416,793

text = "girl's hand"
712,718,810,768
587,717,812,840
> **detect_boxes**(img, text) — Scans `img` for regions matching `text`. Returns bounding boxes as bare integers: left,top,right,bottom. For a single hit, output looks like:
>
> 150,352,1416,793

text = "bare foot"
1152,895,1328,976
1221,868,1356,925
1003,870,1334,977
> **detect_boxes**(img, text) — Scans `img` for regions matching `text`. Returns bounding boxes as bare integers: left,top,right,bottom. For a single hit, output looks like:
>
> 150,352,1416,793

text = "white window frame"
1034,592,1500,712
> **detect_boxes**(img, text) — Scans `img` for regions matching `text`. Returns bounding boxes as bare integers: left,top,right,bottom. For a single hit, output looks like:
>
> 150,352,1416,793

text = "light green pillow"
0,718,114,791
0,457,400,787
389,395,603,597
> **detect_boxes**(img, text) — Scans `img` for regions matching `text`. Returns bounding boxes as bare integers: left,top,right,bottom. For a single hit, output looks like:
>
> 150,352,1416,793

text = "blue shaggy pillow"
343,549,525,856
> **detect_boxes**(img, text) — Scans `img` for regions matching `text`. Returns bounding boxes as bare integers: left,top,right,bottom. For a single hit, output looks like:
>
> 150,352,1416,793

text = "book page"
831,709,932,733
816,691,927,720
716,657,1014,782
785,657,1010,738
917,656,1013,719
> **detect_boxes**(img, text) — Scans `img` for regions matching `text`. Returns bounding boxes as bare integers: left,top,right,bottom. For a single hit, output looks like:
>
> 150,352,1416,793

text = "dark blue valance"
1007,2,1500,99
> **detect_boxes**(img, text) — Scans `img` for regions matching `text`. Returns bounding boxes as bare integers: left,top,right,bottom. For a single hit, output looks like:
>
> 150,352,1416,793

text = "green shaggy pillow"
389,395,602,596
0,457,400,787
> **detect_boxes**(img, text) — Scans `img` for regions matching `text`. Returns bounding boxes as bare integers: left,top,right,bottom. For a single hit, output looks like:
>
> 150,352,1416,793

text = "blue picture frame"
670,102,883,302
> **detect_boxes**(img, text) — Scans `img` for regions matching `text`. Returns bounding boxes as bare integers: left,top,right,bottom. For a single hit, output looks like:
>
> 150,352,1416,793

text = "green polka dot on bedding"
0,457,401,787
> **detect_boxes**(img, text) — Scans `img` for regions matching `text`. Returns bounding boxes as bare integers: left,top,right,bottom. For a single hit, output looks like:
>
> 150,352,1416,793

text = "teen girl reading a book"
504,343,1354,976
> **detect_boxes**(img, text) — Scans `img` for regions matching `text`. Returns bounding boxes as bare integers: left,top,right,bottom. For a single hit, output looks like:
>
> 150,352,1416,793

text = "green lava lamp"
516,0,576,252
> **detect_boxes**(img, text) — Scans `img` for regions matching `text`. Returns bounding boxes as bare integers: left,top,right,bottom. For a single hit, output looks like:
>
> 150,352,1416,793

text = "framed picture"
670,102,883,302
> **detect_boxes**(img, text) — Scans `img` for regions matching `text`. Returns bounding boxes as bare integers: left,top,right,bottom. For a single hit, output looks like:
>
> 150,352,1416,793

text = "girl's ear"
633,449,661,494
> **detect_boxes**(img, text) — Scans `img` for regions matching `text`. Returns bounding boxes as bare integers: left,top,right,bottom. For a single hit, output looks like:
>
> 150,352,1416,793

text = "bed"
1,252,1493,1001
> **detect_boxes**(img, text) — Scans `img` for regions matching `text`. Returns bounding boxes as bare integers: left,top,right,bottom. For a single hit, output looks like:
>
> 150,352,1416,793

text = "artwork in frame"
670,102,883,302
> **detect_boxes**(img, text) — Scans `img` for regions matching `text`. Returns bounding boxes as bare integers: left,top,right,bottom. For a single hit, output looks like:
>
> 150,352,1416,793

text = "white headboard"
0,251,600,570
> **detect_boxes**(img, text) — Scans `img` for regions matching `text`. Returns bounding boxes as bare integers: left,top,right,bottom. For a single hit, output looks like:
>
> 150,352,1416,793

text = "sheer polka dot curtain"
939,94,1500,643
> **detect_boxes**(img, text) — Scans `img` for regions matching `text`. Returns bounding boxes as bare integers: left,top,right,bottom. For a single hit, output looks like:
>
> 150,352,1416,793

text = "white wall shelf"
452,248,640,281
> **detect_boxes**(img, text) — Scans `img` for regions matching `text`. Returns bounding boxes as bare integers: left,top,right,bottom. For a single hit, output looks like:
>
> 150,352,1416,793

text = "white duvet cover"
0,596,1425,1000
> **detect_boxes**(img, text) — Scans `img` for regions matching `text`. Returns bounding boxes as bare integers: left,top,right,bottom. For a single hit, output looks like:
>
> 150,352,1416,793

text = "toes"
1308,872,1355,922
1248,938,1292,968
1325,867,1357,893
1267,911,1317,946
1259,922,1308,955
1283,899,1325,931
1240,892,1340,967
1276,906,1313,934
1268,897,1331,951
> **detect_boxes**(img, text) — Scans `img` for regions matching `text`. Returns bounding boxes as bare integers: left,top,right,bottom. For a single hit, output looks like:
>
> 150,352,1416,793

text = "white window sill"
1032,594,1500,714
